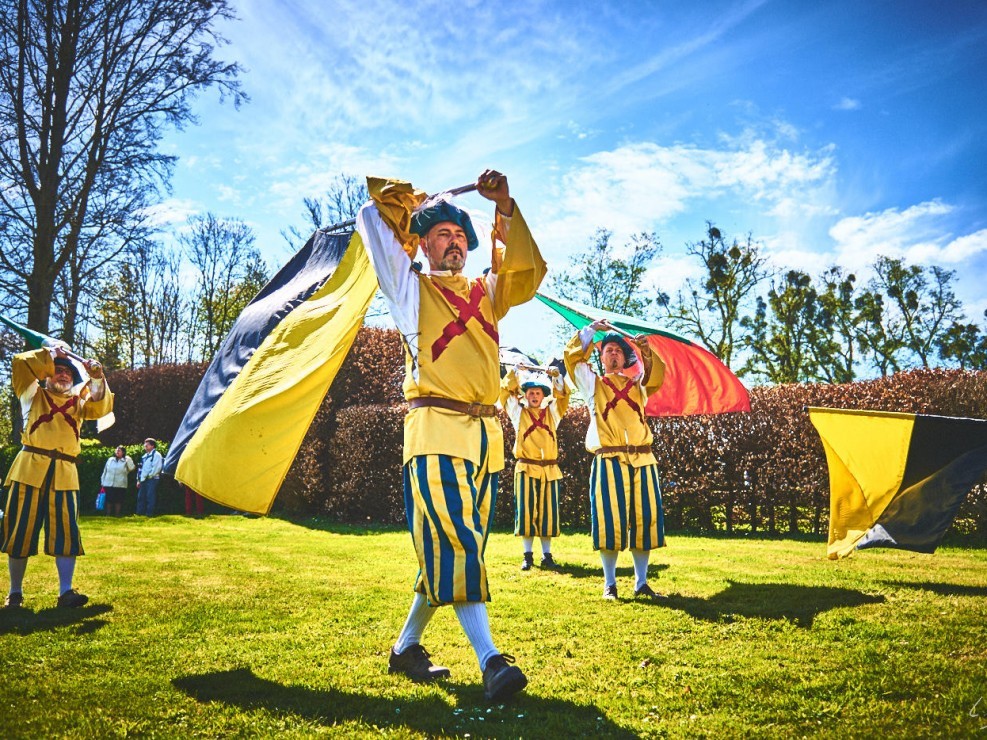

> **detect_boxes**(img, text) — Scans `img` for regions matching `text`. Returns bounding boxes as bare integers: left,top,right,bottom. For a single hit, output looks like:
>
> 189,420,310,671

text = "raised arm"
356,202,420,338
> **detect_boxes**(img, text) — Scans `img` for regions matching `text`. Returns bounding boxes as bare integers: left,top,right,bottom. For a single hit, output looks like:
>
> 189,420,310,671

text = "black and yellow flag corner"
809,407,987,559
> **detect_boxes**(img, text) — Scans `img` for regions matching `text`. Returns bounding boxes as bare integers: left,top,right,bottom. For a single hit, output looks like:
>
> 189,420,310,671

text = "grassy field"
1,515,985,738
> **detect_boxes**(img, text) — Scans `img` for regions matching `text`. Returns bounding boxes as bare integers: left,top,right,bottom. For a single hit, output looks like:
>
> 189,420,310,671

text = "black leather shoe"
56,589,88,608
388,644,451,682
540,553,558,570
520,552,534,571
4,592,24,608
634,583,667,602
483,653,527,702
603,583,618,600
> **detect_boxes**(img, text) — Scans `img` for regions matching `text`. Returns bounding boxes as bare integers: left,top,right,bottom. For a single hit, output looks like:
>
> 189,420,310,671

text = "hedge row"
5,326,984,538
297,363,987,537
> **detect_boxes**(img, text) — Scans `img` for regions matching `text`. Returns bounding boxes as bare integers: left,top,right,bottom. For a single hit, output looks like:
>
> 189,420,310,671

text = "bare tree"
869,256,963,370
552,228,667,316
669,224,767,371
0,0,244,341
182,213,267,360
281,174,369,252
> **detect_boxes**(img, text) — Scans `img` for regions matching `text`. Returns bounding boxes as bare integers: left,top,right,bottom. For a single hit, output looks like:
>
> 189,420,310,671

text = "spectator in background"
100,445,135,517
136,438,163,516
183,484,205,517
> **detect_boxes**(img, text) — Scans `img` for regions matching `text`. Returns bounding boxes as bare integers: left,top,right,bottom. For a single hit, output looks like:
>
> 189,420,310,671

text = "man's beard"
48,377,73,394
438,249,464,272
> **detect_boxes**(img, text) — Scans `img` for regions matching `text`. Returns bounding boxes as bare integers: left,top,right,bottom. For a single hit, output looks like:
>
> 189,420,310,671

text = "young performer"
356,169,546,701
564,320,667,602
499,364,569,571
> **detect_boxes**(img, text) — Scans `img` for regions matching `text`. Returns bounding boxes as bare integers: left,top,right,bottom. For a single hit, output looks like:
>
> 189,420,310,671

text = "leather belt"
22,445,78,464
517,457,558,466
408,397,497,418
596,445,652,455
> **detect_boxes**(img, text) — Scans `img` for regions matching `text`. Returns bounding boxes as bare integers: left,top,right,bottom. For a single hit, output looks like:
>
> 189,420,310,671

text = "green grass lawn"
1,515,985,738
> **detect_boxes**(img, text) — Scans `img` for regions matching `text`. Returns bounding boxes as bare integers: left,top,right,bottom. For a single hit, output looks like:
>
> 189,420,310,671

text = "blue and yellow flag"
809,407,987,559
163,228,378,514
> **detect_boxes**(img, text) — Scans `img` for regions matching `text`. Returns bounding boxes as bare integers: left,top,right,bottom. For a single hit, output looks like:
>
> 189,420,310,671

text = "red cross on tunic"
430,280,499,361
599,376,644,423
29,388,80,440
521,406,555,443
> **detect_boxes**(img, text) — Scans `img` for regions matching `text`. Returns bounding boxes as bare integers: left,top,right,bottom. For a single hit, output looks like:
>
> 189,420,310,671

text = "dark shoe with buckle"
540,553,558,570
4,592,24,608
388,644,451,682
634,583,667,602
603,583,618,600
520,552,534,571
56,589,88,608
482,653,527,702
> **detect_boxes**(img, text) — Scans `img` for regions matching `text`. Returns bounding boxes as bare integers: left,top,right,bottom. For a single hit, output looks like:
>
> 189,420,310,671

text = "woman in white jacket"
101,445,135,517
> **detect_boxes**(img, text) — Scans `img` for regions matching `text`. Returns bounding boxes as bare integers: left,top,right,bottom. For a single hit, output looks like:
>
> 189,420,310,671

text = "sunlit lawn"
1,515,985,738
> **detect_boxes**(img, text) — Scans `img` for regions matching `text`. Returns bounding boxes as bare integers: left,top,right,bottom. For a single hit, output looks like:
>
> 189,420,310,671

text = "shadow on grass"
173,667,636,738
553,561,669,580
663,580,885,628
0,603,113,636
884,580,987,597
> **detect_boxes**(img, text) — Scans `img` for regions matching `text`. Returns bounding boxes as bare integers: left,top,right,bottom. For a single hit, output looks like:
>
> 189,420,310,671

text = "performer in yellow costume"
499,364,569,571
357,169,545,702
2,345,112,609
565,320,667,602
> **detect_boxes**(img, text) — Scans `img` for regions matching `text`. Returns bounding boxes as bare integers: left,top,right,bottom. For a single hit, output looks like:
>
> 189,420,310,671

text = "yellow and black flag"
809,407,987,559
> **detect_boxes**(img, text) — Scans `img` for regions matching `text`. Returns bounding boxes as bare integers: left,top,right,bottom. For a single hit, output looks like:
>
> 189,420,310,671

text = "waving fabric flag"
809,407,987,559
163,228,378,514
536,292,749,416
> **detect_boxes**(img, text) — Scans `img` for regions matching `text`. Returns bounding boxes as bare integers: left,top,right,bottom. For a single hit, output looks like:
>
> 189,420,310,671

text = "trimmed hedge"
6,325,983,539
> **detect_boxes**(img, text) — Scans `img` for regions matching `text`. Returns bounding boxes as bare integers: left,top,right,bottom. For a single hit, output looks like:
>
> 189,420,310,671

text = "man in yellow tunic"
356,169,546,702
2,345,112,609
564,320,667,602
499,364,569,571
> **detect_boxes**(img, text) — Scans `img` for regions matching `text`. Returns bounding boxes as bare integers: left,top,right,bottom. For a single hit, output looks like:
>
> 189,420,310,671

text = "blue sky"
158,0,987,357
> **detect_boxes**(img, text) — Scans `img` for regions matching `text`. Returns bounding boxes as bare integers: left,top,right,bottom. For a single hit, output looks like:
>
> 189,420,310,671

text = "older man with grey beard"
2,345,112,609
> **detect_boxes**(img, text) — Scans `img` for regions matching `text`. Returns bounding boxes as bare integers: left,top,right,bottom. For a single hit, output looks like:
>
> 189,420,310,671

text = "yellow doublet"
402,207,546,472
565,333,664,467
499,371,569,481
5,349,113,490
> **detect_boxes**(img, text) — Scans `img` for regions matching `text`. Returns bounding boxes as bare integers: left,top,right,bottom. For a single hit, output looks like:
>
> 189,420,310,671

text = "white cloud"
536,138,836,250
142,199,201,228
826,200,979,271
834,97,861,111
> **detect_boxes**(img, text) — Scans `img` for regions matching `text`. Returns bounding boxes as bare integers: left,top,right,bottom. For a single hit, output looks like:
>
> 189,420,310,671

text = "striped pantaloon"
589,456,664,551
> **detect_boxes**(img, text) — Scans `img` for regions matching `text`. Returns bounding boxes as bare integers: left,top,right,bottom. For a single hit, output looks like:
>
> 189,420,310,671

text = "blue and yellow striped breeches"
589,456,664,552
402,428,498,606
1,462,85,558
514,471,560,538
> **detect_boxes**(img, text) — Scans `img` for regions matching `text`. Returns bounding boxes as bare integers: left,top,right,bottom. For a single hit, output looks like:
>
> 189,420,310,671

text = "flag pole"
596,319,642,342
321,182,480,233
0,314,87,363
500,360,557,375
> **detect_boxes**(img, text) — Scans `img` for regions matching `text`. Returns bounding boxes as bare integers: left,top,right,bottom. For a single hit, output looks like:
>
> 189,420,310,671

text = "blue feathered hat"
600,332,638,369
411,201,479,251
521,380,552,396
53,356,83,385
